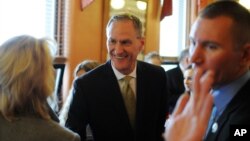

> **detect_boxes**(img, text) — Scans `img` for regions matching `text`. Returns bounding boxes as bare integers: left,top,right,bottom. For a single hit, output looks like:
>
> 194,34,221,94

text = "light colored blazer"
0,114,80,141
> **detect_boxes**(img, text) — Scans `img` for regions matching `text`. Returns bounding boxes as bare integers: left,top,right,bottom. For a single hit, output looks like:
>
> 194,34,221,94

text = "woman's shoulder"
0,115,80,141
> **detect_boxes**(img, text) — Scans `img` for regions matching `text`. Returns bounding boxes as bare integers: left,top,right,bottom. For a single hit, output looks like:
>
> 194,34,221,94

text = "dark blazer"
66,61,168,141
165,66,185,114
204,79,250,141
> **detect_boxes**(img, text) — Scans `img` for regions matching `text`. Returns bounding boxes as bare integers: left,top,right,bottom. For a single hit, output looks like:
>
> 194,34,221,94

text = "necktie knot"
120,76,134,96
123,76,133,84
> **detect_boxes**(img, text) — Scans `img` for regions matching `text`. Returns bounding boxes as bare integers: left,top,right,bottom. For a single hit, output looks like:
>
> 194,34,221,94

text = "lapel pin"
212,122,218,133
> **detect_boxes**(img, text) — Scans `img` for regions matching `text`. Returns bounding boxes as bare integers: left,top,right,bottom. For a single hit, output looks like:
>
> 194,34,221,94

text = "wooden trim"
53,56,67,64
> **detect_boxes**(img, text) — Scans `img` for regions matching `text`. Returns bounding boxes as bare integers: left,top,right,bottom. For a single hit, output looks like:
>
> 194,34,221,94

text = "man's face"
106,20,144,75
189,16,245,87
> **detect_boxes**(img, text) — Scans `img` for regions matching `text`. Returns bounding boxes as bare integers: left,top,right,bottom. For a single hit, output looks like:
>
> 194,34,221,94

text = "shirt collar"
111,62,137,80
212,71,250,116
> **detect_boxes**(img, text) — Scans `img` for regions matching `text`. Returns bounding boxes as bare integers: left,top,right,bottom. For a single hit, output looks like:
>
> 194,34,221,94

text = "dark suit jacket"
165,66,185,114
66,61,168,141
204,79,250,141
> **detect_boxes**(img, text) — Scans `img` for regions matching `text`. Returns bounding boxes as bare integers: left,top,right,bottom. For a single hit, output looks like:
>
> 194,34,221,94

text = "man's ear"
240,43,250,66
139,37,145,51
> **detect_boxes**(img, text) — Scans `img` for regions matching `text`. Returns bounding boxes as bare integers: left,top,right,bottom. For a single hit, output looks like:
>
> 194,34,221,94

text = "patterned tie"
120,76,136,129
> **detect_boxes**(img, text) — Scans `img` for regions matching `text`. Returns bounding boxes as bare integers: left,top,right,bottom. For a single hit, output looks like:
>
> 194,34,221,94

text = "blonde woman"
0,35,80,141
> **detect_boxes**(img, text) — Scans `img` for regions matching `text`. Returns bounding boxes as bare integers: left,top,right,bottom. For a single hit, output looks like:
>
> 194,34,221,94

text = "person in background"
166,48,190,114
65,13,168,141
60,60,100,141
0,35,80,141
183,65,194,95
144,51,162,66
59,60,100,125
74,60,101,78
164,1,250,141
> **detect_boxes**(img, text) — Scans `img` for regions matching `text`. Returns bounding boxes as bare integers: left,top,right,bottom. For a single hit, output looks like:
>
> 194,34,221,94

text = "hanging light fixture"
110,0,125,10
136,1,147,11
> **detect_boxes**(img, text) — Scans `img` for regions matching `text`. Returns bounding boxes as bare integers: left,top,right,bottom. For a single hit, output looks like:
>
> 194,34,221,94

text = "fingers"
192,68,203,103
200,93,213,122
200,70,215,95
172,93,190,117
198,70,215,111
192,68,215,113
199,70,214,123
191,68,204,112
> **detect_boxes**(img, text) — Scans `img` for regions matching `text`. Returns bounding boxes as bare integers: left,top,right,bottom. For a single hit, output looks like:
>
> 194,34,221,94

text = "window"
0,0,56,45
159,0,188,57
0,0,66,112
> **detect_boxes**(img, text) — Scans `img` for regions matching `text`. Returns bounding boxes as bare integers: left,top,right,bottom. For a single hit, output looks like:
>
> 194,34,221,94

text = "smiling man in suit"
65,13,168,141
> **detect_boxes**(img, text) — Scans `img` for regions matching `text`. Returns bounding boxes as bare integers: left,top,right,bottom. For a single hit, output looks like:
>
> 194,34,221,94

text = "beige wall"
63,0,105,100
144,0,161,55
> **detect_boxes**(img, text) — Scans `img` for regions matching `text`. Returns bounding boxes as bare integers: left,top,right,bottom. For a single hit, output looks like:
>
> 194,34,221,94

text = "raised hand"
163,68,215,141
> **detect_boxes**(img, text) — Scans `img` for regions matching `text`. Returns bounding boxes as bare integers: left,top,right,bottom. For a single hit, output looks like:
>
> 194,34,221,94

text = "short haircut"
199,1,250,48
144,51,161,62
178,48,189,62
74,60,100,77
106,13,143,38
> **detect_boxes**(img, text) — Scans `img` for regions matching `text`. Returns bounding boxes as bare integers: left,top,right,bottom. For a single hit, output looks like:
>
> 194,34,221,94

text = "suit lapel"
135,62,151,126
136,61,146,108
104,61,133,130
205,80,250,141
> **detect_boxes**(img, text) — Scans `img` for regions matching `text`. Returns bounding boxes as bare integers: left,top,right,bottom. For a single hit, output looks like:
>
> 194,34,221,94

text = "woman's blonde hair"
0,35,56,121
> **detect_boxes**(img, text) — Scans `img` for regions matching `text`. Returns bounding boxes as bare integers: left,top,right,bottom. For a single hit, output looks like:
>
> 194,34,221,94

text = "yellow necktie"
121,76,136,129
